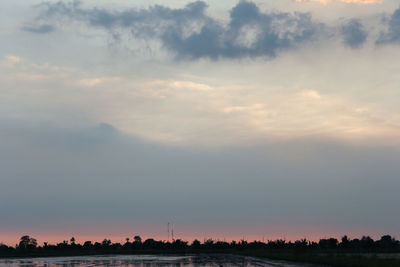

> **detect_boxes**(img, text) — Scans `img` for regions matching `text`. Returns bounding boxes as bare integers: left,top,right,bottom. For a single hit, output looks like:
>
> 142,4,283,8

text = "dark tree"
378,235,398,249
319,238,338,249
83,241,92,248
18,235,37,249
134,235,142,243
340,235,350,249
102,239,111,247
191,239,201,249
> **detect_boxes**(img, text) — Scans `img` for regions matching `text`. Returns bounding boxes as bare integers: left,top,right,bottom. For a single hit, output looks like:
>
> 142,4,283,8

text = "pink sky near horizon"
0,223,393,246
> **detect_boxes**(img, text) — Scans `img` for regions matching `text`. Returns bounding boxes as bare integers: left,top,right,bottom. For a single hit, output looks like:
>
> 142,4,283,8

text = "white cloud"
1,46,400,146
299,90,322,100
78,77,121,87
1,55,21,68
168,81,214,91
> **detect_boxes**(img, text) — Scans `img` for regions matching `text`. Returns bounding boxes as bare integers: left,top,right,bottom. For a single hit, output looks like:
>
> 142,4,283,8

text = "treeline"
1,234,400,257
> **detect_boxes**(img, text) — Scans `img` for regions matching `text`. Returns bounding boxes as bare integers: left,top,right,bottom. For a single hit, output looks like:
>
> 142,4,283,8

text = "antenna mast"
171,223,174,241
167,222,170,242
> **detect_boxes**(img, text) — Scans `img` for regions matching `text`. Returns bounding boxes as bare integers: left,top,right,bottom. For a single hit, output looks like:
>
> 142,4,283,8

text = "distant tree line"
1,235,399,257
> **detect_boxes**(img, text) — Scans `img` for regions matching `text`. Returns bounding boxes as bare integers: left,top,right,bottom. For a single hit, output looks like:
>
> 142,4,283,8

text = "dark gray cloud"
341,19,367,48
21,24,55,34
36,0,209,31
377,7,400,44
32,1,323,59
23,1,400,59
162,1,322,59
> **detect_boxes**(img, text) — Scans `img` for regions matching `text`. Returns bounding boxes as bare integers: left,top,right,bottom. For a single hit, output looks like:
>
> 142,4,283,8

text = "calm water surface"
0,255,323,267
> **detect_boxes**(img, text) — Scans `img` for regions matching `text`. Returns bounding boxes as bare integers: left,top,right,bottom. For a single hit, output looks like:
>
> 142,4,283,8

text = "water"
0,254,321,267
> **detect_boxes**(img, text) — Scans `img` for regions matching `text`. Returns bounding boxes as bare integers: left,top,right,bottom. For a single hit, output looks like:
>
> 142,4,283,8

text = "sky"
1,0,400,245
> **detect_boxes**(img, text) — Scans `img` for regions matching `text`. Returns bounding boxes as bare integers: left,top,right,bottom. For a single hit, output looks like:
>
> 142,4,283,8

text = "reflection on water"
0,255,320,267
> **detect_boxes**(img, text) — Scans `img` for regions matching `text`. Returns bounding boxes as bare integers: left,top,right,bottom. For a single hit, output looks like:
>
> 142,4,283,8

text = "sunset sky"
1,0,400,245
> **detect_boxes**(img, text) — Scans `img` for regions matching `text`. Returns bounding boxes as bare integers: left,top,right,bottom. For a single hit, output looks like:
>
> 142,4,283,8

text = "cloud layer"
23,1,400,59
28,1,325,59
2,54,400,146
1,120,399,240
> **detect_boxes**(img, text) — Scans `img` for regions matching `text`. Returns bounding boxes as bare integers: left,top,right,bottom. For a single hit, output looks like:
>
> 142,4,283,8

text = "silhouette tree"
340,235,350,249
1,233,400,258
319,238,338,249
102,239,111,247
360,236,374,249
191,239,201,249
134,235,142,243
143,238,157,249
83,241,92,248
378,235,398,249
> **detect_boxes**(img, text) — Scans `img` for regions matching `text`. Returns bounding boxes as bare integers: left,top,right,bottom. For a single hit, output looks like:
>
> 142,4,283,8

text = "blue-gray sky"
1,0,400,244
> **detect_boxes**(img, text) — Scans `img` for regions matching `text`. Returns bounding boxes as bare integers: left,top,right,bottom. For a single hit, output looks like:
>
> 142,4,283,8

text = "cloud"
78,77,121,87
32,1,400,58
166,1,323,59
0,55,21,68
299,89,321,99
296,0,382,4
1,120,400,237
167,81,214,91
340,0,382,3
21,24,55,34
341,19,368,48
377,8,400,44
36,0,209,30
32,1,323,60
2,54,400,146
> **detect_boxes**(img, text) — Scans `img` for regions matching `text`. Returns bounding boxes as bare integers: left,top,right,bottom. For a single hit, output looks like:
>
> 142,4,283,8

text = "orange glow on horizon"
0,223,392,247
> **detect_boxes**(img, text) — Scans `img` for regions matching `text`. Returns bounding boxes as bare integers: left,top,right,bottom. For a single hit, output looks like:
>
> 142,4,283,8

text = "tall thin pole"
167,222,170,242
171,223,174,241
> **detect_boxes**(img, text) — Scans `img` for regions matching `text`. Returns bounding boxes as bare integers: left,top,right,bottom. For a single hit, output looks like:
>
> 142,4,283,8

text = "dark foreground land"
2,235,400,266
0,254,320,267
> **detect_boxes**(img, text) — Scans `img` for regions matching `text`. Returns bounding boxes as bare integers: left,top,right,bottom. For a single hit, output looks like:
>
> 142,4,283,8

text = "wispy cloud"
30,1,324,59
21,24,55,34
0,55,22,68
26,0,399,59
2,54,400,146
296,0,382,4
377,8,400,44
